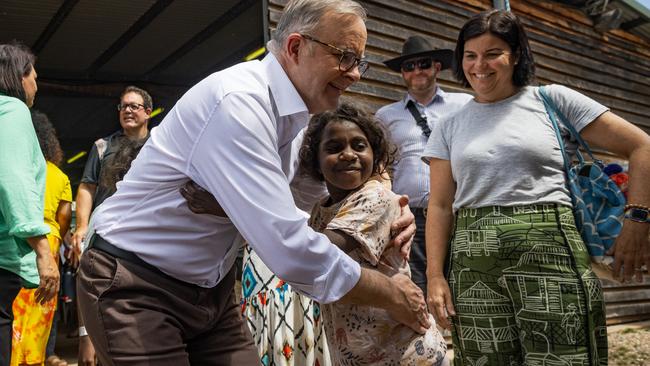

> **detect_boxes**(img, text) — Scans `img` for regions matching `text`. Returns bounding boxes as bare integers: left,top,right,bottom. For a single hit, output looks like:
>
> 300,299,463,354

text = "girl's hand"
180,181,227,217
427,275,455,330
391,195,416,260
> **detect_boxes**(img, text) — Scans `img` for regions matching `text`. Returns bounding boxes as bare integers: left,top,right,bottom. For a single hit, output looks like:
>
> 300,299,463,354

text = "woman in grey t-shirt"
423,10,650,366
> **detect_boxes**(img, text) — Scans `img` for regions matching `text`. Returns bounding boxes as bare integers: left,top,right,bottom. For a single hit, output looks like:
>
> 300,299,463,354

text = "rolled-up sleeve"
0,101,50,239
188,93,360,303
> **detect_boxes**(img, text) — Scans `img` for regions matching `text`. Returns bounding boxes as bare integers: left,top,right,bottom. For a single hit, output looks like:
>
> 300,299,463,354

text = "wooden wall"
268,0,650,134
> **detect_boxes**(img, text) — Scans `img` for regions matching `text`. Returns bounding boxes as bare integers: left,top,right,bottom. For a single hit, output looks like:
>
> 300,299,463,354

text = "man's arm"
72,182,96,252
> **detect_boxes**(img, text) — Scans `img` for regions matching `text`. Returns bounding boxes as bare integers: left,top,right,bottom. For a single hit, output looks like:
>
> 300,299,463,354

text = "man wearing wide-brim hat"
376,35,472,296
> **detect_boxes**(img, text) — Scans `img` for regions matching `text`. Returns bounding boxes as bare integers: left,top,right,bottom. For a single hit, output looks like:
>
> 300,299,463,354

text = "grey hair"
267,0,366,55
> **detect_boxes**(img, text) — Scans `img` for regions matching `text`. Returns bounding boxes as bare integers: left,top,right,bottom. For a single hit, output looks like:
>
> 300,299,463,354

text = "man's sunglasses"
401,58,433,72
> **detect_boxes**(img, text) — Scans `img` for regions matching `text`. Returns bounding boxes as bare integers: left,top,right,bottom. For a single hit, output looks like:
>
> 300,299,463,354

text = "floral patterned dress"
309,180,447,366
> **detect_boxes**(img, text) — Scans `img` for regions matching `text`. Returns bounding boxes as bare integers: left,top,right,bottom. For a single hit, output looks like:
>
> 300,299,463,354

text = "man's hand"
180,181,227,217
78,335,96,366
426,274,456,330
71,226,87,264
607,221,650,283
391,195,416,260
386,273,431,334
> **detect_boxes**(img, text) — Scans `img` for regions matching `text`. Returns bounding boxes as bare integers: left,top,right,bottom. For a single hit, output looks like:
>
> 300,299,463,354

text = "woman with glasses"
423,10,650,366
0,42,60,366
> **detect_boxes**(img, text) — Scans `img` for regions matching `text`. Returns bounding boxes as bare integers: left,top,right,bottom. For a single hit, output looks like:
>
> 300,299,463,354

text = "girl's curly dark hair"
299,101,397,182
31,110,63,166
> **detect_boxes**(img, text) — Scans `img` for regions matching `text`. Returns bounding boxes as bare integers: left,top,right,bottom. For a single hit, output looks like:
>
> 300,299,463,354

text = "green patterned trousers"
448,204,607,366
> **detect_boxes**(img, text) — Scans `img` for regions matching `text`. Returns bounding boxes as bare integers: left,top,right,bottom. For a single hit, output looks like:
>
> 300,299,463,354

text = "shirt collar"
403,86,447,108
263,53,308,118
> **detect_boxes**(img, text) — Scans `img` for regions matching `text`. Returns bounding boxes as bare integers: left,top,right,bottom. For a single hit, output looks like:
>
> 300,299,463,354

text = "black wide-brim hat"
383,35,454,72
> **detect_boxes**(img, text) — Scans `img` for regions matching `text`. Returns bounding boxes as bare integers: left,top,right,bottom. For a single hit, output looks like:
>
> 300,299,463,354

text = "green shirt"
0,94,50,287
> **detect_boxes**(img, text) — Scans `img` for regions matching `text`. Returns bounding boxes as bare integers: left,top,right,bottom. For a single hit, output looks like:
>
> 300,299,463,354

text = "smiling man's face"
293,13,367,114
118,92,151,133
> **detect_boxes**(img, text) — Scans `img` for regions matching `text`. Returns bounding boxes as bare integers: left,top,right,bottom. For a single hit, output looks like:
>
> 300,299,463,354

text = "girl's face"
318,120,374,203
462,32,517,103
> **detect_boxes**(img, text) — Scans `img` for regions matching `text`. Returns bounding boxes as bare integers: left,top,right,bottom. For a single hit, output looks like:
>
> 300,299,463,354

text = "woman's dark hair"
453,10,536,87
31,110,64,166
299,101,397,182
0,42,36,103
99,138,146,192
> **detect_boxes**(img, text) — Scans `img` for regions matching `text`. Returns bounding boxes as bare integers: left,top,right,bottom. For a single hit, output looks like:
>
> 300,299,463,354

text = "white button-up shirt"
92,54,359,303
375,88,472,208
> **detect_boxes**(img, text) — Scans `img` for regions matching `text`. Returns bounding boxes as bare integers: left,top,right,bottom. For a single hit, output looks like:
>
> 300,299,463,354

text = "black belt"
412,207,427,218
88,234,160,273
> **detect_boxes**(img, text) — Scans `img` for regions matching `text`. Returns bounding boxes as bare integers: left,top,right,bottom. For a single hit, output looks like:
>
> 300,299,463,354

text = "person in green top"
0,42,60,366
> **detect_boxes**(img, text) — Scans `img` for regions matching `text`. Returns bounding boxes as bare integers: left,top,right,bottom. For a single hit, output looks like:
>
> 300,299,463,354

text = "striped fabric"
375,88,472,208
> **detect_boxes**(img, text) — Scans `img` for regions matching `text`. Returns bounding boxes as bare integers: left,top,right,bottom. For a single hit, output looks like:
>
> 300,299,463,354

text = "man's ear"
285,33,303,63
434,62,442,73
145,108,153,117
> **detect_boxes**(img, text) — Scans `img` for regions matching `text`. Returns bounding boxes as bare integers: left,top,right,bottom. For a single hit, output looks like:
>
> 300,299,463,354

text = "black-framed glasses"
117,103,145,112
300,34,369,76
401,58,433,72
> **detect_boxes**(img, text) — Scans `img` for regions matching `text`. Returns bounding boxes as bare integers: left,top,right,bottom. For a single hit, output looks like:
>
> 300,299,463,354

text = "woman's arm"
425,157,457,329
580,111,650,282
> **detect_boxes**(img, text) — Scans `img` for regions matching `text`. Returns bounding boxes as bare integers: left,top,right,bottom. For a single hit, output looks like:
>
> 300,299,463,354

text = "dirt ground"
608,328,650,366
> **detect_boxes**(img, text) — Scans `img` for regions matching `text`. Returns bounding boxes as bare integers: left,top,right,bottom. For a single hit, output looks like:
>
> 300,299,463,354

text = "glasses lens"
401,61,416,72
417,58,433,70
339,52,357,71
358,61,369,76
118,103,142,111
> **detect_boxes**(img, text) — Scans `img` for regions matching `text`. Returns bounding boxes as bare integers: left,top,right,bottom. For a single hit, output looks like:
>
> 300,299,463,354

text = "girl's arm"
323,229,360,253
425,157,457,329
580,111,650,282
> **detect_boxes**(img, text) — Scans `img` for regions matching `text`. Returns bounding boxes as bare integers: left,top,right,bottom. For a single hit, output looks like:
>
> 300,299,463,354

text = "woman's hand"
607,221,650,283
427,274,455,330
391,195,416,260
34,251,60,305
180,181,227,217
26,235,60,304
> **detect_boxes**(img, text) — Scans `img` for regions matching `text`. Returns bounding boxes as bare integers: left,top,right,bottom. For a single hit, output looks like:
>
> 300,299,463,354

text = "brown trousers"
77,247,259,366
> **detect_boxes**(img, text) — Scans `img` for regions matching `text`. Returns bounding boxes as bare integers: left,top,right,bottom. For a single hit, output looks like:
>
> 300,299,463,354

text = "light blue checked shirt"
376,87,472,208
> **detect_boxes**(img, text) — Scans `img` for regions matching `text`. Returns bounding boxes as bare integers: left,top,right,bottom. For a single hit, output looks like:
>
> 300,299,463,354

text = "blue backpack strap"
538,85,596,161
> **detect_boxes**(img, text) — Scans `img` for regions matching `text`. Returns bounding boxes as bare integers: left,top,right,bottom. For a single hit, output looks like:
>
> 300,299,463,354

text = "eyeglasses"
401,58,433,72
117,103,145,112
300,34,369,76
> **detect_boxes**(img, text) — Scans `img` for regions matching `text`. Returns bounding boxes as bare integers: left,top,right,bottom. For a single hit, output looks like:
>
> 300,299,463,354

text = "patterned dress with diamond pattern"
241,244,331,366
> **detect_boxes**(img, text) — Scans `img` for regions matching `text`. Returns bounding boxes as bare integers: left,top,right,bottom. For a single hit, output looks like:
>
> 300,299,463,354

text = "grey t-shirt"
422,85,608,212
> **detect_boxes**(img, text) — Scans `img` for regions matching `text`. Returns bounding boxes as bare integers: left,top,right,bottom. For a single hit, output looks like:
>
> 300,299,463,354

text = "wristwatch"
624,207,650,223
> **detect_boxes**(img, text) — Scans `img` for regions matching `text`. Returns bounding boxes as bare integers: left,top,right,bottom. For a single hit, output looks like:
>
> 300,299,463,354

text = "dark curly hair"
31,111,63,166
453,9,536,88
299,101,397,182
99,137,146,192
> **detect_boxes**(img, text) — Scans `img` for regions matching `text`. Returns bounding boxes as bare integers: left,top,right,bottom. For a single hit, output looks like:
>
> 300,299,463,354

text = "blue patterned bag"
539,86,625,261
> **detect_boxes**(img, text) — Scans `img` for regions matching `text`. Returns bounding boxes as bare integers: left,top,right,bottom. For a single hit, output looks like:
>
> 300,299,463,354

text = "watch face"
629,208,649,221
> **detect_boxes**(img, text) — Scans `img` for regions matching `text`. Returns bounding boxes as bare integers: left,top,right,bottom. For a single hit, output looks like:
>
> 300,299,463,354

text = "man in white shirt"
77,1,429,365
377,36,472,296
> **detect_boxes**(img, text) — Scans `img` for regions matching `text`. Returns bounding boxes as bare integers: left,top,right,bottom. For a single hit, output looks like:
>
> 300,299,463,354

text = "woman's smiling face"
462,32,518,103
